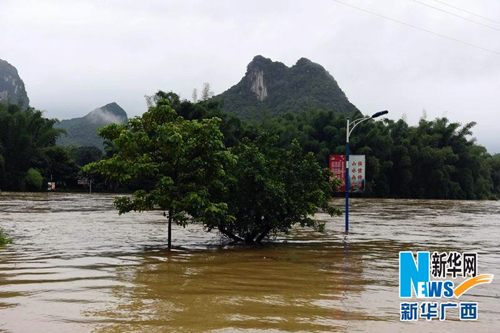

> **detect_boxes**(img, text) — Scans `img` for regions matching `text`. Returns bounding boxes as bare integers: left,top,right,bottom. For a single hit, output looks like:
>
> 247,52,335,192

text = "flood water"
0,192,499,332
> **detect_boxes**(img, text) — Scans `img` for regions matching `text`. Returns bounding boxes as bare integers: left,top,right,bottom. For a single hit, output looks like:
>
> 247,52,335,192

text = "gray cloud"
1,0,499,152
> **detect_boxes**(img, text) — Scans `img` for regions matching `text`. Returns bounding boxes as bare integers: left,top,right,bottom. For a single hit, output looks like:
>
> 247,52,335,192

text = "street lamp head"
371,110,389,118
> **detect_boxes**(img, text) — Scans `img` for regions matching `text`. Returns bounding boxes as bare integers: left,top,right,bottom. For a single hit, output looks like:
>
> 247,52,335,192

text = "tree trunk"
218,226,243,243
168,208,173,249
244,234,255,244
245,230,259,244
256,226,273,243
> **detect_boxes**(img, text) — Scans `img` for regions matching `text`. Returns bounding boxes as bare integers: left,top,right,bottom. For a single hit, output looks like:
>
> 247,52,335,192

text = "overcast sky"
1,0,499,152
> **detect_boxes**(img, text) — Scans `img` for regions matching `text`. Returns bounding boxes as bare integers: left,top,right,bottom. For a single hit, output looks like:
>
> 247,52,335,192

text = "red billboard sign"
329,155,365,192
329,155,346,192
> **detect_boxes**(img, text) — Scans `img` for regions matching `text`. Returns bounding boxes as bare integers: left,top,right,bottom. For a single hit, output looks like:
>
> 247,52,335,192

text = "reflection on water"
0,192,499,332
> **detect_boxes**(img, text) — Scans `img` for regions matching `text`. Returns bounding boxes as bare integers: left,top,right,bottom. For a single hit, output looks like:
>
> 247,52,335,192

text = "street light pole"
345,110,388,233
345,117,350,233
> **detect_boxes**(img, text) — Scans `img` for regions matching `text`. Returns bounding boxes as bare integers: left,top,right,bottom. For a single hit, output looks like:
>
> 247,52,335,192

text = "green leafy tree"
23,168,43,191
33,146,80,187
0,103,65,190
211,134,340,244
84,98,234,249
69,146,103,166
489,154,500,198
103,140,119,159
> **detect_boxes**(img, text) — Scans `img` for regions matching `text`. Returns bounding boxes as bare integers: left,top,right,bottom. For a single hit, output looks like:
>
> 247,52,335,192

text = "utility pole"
345,110,388,233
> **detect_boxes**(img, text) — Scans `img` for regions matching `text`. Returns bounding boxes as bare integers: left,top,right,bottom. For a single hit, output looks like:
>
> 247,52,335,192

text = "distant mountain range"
2,55,357,149
212,55,358,119
0,58,128,150
0,59,30,109
55,102,128,150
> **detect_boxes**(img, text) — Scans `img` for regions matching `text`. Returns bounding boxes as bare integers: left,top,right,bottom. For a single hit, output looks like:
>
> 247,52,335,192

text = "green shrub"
0,228,12,245
24,168,43,191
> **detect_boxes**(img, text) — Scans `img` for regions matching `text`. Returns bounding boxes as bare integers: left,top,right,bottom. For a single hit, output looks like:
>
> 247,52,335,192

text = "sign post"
330,154,366,232
77,179,92,194
348,155,365,192
340,110,388,233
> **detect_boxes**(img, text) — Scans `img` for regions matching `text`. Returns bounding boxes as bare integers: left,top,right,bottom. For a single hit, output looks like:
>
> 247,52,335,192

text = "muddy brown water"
0,192,499,332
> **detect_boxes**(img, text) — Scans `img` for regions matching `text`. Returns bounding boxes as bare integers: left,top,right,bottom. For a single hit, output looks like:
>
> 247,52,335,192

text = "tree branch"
218,226,243,243
256,225,273,243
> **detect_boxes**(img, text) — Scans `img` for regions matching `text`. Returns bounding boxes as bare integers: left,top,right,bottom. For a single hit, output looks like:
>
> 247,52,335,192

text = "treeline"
165,92,500,200
2,94,499,200
0,103,103,191
258,110,500,200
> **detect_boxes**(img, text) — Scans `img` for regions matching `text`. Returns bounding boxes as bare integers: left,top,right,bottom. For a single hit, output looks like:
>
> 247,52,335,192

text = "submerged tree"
210,134,340,243
84,98,234,249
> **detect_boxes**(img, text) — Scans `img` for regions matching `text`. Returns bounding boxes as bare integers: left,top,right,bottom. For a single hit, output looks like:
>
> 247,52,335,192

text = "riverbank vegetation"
169,93,500,200
1,93,499,201
2,94,499,244
0,103,104,191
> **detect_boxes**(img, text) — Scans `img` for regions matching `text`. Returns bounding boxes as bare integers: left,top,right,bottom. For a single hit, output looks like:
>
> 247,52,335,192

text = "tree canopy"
0,103,73,190
84,98,234,248
212,134,340,243
84,96,343,246
168,95,500,200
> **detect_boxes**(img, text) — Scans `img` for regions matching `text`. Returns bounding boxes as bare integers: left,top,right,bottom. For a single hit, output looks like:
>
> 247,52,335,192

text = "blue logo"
399,251,493,321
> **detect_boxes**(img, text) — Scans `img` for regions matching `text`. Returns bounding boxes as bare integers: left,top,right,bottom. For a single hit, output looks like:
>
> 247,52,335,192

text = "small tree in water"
0,228,13,245
209,134,340,244
84,98,234,249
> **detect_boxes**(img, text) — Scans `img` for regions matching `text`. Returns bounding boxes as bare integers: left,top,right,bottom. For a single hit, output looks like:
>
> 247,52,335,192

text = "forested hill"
212,55,358,120
55,102,128,150
0,59,30,109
